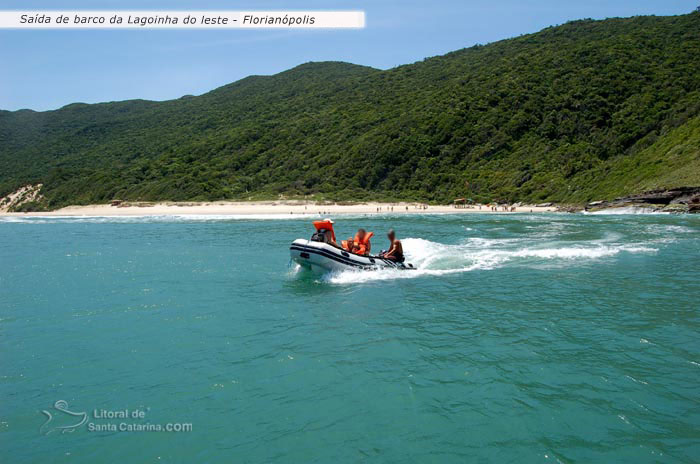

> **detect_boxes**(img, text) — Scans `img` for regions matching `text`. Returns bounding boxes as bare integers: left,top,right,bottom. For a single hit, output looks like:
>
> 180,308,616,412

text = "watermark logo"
40,400,88,435
39,400,192,435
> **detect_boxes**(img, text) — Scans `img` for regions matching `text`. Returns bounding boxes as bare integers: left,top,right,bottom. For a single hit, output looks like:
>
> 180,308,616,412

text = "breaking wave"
0,214,319,224
0,213,415,224
584,206,669,215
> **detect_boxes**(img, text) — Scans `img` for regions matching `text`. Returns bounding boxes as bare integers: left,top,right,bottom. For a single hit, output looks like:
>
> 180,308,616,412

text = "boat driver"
380,229,405,262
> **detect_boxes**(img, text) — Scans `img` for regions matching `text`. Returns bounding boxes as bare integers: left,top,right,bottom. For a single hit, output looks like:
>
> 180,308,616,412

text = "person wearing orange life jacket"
311,219,340,248
342,237,357,253
352,228,373,256
313,219,372,254
342,229,372,255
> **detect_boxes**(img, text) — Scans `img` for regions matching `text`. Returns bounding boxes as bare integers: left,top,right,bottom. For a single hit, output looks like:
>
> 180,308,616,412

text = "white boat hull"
290,239,414,273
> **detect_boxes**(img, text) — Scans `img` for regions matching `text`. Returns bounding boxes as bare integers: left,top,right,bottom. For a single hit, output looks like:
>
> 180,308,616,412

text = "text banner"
0,11,365,29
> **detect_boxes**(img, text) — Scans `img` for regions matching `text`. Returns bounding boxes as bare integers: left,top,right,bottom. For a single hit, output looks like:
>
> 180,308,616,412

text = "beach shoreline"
0,201,556,217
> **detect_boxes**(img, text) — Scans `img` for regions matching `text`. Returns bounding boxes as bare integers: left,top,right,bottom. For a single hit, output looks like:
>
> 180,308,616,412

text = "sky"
0,0,697,111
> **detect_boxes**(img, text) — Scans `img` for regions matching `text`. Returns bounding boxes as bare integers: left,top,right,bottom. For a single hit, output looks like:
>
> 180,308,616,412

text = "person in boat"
380,229,404,262
354,229,373,256
343,228,373,256
343,236,357,253
311,219,341,248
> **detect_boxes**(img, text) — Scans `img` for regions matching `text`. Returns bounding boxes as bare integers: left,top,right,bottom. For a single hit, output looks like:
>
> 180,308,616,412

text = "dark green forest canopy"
1,13,699,210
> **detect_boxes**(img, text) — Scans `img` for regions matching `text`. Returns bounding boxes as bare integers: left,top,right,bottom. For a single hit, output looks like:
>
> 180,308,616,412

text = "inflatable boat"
290,218,415,273
290,239,415,273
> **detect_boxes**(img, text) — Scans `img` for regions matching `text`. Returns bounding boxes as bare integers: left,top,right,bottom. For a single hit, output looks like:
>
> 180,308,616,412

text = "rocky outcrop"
0,184,44,212
689,195,700,213
556,205,584,213
585,187,700,213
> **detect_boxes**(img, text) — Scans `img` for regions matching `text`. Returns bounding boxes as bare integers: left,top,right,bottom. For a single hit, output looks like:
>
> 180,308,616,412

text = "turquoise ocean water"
1,213,699,463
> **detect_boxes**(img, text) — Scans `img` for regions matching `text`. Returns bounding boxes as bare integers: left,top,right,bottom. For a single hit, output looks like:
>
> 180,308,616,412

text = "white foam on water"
463,237,521,248
0,216,38,223
1,212,447,224
584,207,669,215
652,224,697,234
326,237,657,284
0,214,320,224
509,245,655,259
286,262,303,278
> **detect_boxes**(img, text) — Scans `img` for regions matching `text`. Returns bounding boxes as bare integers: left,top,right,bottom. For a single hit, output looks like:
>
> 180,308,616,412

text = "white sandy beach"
0,201,556,216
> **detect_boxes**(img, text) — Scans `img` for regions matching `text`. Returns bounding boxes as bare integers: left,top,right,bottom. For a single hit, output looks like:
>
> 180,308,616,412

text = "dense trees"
1,13,699,210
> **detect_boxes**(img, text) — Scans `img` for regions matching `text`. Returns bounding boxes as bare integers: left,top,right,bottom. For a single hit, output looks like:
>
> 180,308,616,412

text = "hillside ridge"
1,13,699,211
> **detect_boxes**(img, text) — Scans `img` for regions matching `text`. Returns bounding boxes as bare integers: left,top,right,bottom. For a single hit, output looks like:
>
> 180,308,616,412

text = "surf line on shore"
0,201,556,217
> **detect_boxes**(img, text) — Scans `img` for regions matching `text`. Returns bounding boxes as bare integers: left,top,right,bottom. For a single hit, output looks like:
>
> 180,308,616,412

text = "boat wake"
324,237,657,284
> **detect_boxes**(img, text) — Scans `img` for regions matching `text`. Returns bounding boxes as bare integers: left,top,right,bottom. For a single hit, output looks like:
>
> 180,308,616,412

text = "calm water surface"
1,213,699,463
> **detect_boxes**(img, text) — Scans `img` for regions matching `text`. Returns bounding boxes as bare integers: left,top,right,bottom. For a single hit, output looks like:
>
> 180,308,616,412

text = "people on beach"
380,229,404,263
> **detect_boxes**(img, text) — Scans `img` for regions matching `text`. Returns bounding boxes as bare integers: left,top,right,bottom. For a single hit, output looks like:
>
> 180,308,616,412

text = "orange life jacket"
342,238,355,251
312,220,336,243
353,232,374,255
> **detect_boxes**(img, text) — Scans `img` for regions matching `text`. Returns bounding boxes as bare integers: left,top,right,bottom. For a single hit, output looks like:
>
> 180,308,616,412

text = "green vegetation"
1,13,699,210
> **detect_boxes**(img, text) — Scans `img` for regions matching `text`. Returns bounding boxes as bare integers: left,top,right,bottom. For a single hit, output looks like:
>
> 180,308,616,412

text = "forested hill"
1,13,699,210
